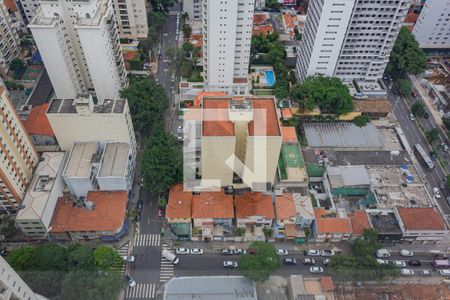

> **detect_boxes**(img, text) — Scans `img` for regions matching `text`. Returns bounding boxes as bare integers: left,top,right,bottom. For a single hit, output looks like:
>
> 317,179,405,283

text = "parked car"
234,249,247,255
429,151,437,161
420,270,433,276
439,269,450,276
190,248,203,255
125,274,136,287
175,248,190,255
320,250,335,257
409,260,421,267
400,250,414,257
177,136,183,143
162,250,179,264
309,267,324,273
0,248,9,257
376,259,388,265
424,112,429,119
221,248,234,255
442,144,449,153
390,260,406,268
375,249,390,258
433,187,442,199
223,261,238,268
136,200,143,212
303,258,316,265
304,249,320,256
177,126,185,133
400,269,415,276
409,113,415,121
158,207,163,217
276,249,289,256
122,255,135,263
322,259,330,266
283,257,297,265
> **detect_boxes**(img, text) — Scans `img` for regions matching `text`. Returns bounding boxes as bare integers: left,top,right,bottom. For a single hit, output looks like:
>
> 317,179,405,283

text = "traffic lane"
138,188,162,234
130,246,162,282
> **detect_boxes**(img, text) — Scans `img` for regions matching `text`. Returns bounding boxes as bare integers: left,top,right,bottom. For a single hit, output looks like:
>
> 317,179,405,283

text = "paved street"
385,77,450,215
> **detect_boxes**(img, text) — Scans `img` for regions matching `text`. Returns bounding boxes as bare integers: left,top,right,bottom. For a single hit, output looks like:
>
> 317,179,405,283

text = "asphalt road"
386,77,450,215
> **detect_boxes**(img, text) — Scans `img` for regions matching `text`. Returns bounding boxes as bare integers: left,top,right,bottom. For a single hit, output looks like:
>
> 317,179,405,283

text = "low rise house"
366,209,403,241
49,191,128,241
23,103,58,151
313,208,352,242
274,193,298,240
396,207,448,244
282,13,299,37
166,184,192,239
352,98,392,119
292,193,315,242
16,152,67,237
348,210,371,239
235,192,274,241
324,165,371,203
97,142,134,191
191,190,234,241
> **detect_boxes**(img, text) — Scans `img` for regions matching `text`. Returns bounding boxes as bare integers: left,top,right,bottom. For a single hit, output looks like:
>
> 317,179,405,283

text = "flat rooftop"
98,142,130,178
367,165,432,208
327,165,370,188
367,210,403,235
64,142,100,178
47,98,125,114
280,143,307,182
302,149,411,166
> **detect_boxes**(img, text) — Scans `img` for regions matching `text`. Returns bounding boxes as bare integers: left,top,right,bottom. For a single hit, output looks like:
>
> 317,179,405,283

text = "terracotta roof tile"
50,191,127,233
281,126,298,143
233,77,248,84
275,193,296,220
194,91,228,108
3,0,18,11
253,13,269,25
314,208,352,234
320,276,335,291
202,98,235,136
285,223,297,237
192,191,234,219
283,13,297,29
281,108,293,119
253,25,274,36
348,210,371,235
235,192,274,219
353,99,392,114
404,12,419,24
166,184,192,219
24,103,55,136
398,208,447,231
248,98,281,136
190,34,203,48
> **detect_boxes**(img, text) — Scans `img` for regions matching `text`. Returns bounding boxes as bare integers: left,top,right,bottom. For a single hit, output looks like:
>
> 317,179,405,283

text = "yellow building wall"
201,136,236,187
338,111,361,121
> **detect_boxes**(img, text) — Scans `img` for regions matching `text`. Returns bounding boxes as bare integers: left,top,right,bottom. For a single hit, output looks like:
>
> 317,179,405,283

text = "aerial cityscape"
0,0,449,299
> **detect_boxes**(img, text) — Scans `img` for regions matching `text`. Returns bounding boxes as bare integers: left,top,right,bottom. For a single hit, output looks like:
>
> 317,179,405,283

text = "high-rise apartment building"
29,0,127,103
202,0,254,95
112,0,148,40
412,0,450,49
0,1,21,76
0,80,38,213
16,0,39,24
296,0,410,83
183,0,202,21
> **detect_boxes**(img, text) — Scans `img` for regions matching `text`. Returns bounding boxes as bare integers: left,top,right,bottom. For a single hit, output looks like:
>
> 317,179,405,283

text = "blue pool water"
265,70,276,87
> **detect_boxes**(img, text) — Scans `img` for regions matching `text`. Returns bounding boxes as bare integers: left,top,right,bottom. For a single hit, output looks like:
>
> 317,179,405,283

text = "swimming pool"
265,70,276,87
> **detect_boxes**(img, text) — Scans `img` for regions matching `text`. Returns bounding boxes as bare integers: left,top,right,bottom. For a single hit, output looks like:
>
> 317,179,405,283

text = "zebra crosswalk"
133,234,161,247
160,244,174,283
125,283,157,299
115,241,130,275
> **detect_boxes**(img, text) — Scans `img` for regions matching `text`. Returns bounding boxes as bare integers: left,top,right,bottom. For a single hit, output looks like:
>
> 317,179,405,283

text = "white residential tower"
412,0,450,49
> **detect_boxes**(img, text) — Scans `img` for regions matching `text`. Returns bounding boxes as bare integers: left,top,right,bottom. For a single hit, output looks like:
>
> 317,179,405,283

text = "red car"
158,207,163,217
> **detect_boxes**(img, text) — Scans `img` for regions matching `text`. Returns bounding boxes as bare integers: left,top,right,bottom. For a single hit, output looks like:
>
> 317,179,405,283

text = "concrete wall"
201,136,236,188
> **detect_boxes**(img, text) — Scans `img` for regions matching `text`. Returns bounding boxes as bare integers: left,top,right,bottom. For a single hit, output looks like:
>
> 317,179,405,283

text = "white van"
375,249,391,258
162,249,179,264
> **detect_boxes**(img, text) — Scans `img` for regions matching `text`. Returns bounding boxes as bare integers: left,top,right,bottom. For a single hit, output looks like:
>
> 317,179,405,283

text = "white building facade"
412,0,450,49
183,0,202,21
0,1,21,76
29,0,127,103
202,0,254,94
296,0,410,83
112,0,148,40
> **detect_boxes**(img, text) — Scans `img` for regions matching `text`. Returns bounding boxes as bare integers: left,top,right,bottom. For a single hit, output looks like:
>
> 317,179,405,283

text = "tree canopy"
398,79,412,97
93,246,122,272
425,128,439,143
0,214,17,238
142,127,183,194
411,101,426,118
291,75,354,115
353,115,371,128
239,241,281,282
120,78,169,133
150,0,175,13
387,27,427,76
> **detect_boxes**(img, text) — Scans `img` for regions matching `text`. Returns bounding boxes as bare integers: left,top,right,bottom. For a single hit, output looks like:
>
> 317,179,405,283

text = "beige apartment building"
112,0,148,40
46,94,136,157
198,96,282,191
0,82,38,212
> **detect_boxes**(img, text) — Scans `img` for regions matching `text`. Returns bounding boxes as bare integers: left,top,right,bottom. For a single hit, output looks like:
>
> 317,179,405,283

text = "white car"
304,249,320,256
390,260,406,268
322,259,330,266
400,250,414,257
276,249,289,256
122,255,135,263
175,248,190,255
376,259,388,265
439,269,450,276
190,248,203,255
177,126,185,133
420,270,433,276
400,269,415,276
234,249,247,255
309,267,324,273
320,250,335,257
409,113,415,121
125,275,136,288
223,261,238,268
433,187,442,199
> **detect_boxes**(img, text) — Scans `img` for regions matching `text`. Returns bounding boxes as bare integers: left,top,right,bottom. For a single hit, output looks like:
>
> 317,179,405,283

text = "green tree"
353,115,371,127
0,214,17,238
138,38,153,58
239,241,280,282
150,0,174,12
291,75,354,115
6,245,34,270
274,79,290,99
67,244,94,271
265,0,282,9
182,24,192,38
425,128,439,143
120,78,169,133
398,79,412,97
92,246,122,272
387,27,427,76
411,101,425,117
446,175,450,188
60,271,122,300
352,229,382,257
142,127,183,194
9,58,25,79
21,270,65,299
182,41,194,55
32,243,68,271
442,117,450,131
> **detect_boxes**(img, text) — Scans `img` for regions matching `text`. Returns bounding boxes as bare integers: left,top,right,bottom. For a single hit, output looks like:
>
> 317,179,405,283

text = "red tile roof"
191,191,234,219
281,108,293,119
283,13,297,29
235,192,274,219
3,0,18,11
404,12,419,24
398,208,447,231
166,184,192,219
314,208,352,234
348,210,371,235
24,103,55,136
194,91,228,108
248,98,281,136
253,13,269,25
285,223,297,237
202,98,235,136
190,34,203,48
320,276,335,291
252,25,274,37
50,191,127,233
275,193,296,220
281,127,298,143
